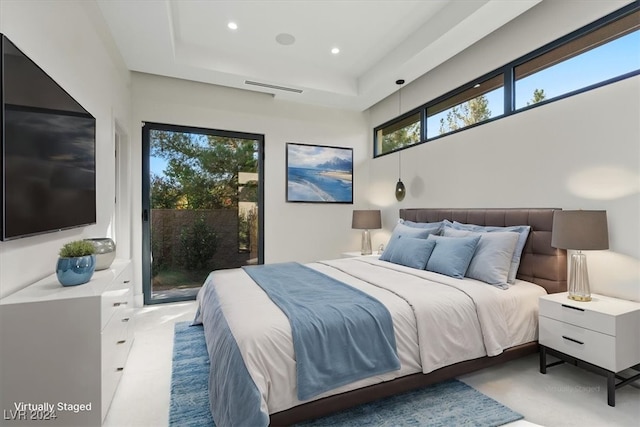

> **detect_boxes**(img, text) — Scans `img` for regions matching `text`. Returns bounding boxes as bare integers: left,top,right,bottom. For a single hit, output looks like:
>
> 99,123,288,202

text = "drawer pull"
117,340,126,345
116,367,124,372
122,318,130,322
123,280,131,284
562,335,584,345
561,304,584,312
113,301,128,307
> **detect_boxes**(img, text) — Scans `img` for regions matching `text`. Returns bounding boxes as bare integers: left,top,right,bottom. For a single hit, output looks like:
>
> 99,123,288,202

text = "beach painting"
286,143,353,203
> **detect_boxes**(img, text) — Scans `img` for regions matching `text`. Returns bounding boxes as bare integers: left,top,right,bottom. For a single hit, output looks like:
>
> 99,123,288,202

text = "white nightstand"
538,292,640,406
340,251,381,258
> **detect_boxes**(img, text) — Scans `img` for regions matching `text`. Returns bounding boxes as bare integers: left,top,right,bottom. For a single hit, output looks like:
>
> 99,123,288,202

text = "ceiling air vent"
244,80,303,94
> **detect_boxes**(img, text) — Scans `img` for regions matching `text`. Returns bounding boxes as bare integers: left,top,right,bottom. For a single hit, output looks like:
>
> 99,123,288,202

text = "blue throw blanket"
242,262,400,400
193,280,268,427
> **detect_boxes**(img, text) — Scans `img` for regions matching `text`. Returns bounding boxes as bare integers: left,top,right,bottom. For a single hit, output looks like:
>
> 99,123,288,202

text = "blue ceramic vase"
56,255,96,286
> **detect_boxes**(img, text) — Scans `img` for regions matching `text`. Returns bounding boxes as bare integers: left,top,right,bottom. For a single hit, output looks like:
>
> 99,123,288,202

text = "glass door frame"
141,121,265,305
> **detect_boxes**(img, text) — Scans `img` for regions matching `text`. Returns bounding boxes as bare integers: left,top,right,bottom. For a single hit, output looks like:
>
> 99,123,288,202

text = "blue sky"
287,144,352,169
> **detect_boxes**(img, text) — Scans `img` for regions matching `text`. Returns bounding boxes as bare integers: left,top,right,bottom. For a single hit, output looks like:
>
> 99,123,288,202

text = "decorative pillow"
443,228,519,288
389,237,437,270
451,221,531,284
380,223,440,262
425,234,481,279
400,219,443,229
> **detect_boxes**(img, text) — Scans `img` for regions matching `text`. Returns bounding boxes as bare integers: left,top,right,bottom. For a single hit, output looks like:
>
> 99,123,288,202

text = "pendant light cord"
396,79,405,182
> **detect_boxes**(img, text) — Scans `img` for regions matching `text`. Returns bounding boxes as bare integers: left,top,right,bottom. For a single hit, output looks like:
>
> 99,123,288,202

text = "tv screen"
1,34,96,240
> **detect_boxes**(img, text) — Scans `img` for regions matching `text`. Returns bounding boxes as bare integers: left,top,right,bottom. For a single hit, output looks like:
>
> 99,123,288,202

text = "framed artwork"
286,143,353,203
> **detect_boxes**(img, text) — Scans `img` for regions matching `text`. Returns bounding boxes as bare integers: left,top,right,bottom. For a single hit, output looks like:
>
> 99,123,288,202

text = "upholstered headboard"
399,208,567,294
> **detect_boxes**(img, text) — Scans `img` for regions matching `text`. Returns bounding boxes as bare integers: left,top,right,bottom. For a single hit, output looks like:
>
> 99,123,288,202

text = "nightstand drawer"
539,297,615,335
539,316,616,370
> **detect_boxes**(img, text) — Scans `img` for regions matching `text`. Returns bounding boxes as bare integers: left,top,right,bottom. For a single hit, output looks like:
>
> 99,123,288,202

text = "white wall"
131,73,369,302
0,0,132,298
366,0,640,302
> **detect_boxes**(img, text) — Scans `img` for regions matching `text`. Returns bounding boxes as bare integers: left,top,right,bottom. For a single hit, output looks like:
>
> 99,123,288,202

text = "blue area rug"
169,321,523,426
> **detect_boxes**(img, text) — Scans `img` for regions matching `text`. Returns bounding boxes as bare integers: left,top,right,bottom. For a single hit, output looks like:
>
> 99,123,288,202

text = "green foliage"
151,175,183,209
381,122,420,153
150,130,258,210
439,95,491,135
179,216,218,270
238,180,258,203
59,240,96,258
527,88,547,106
238,206,258,253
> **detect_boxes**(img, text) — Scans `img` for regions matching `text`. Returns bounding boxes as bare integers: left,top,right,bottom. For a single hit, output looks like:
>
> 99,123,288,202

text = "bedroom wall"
130,73,369,303
0,0,132,298
366,0,640,302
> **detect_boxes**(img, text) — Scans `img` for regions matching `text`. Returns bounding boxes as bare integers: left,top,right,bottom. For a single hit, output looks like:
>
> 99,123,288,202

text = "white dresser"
0,259,134,426
538,292,640,406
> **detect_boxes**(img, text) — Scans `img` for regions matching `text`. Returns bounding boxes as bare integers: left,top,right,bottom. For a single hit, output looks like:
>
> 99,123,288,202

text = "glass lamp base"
361,229,372,255
567,251,592,302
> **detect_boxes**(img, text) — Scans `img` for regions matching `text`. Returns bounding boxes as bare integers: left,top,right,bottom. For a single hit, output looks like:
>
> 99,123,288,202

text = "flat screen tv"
1,34,96,240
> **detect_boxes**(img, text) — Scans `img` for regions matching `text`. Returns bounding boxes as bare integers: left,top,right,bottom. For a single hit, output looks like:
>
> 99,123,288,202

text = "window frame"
373,2,640,158
374,107,423,157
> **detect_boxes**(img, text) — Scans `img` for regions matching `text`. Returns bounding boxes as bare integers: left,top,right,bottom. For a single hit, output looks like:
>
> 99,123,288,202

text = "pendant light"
395,79,406,201
395,153,405,201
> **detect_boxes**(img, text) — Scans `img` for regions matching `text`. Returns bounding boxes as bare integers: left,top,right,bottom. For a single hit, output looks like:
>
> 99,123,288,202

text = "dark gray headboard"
399,208,567,294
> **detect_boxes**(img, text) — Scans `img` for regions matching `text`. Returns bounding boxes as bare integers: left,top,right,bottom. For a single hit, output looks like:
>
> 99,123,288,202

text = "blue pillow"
451,221,531,284
380,222,441,262
400,219,443,229
426,234,481,279
389,237,437,270
443,228,519,288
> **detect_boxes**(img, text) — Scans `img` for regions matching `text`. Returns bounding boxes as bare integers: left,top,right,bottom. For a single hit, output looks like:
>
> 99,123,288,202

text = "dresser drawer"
539,298,615,335
539,316,616,371
101,288,131,330
101,309,133,421
102,314,129,355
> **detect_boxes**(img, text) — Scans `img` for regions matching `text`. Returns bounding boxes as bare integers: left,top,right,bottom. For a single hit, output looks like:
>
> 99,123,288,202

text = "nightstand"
340,252,381,258
538,292,640,406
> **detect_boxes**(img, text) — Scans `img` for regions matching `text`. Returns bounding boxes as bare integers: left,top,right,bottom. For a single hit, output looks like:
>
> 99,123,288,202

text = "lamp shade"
352,210,382,230
551,210,609,250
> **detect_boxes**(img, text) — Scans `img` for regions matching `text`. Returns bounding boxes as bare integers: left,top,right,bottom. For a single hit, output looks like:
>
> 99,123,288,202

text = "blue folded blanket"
194,278,268,427
243,262,400,400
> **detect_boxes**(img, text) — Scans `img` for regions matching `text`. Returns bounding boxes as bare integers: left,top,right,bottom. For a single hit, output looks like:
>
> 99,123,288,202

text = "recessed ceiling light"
275,33,296,46
331,47,340,54
228,22,238,30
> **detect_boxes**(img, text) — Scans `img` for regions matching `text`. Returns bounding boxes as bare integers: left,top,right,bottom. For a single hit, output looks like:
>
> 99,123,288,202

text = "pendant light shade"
395,79,406,202
395,179,406,201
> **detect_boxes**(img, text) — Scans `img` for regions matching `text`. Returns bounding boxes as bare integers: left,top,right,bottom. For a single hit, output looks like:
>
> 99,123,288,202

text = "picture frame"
286,142,353,203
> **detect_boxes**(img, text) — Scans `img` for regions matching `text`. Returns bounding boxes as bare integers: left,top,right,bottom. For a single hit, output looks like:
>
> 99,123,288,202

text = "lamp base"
567,294,592,302
361,229,372,255
567,251,591,302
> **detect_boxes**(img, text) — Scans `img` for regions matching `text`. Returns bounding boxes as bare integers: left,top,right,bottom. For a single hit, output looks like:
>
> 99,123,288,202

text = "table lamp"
551,210,609,301
352,210,382,255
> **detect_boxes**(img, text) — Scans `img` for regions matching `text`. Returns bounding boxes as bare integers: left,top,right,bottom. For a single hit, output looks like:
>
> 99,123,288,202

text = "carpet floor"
169,321,523,426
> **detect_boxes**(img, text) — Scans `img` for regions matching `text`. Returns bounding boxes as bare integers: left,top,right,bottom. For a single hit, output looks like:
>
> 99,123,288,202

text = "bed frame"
270,208,567,426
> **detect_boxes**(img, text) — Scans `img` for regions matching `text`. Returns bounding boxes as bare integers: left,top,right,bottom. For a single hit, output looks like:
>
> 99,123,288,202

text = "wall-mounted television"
1,34,96,241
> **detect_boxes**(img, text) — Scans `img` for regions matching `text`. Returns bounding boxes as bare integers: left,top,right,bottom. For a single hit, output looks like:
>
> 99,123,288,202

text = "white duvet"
199,256,546,416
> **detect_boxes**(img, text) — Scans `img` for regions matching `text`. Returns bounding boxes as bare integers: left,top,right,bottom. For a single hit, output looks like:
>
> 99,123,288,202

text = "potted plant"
56,240,97,286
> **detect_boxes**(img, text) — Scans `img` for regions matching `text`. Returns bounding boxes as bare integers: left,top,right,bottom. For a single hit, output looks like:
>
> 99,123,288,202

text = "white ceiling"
96,0,541,111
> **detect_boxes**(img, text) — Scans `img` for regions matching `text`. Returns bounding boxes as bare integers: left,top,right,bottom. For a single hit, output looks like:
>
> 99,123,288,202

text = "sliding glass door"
142,122,264,304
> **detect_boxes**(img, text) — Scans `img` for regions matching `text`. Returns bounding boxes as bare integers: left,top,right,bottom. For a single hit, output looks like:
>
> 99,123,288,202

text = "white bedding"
198,256,546,416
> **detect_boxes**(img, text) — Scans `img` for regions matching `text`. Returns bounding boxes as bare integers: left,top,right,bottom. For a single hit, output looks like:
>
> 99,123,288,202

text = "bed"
193,208,567,426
